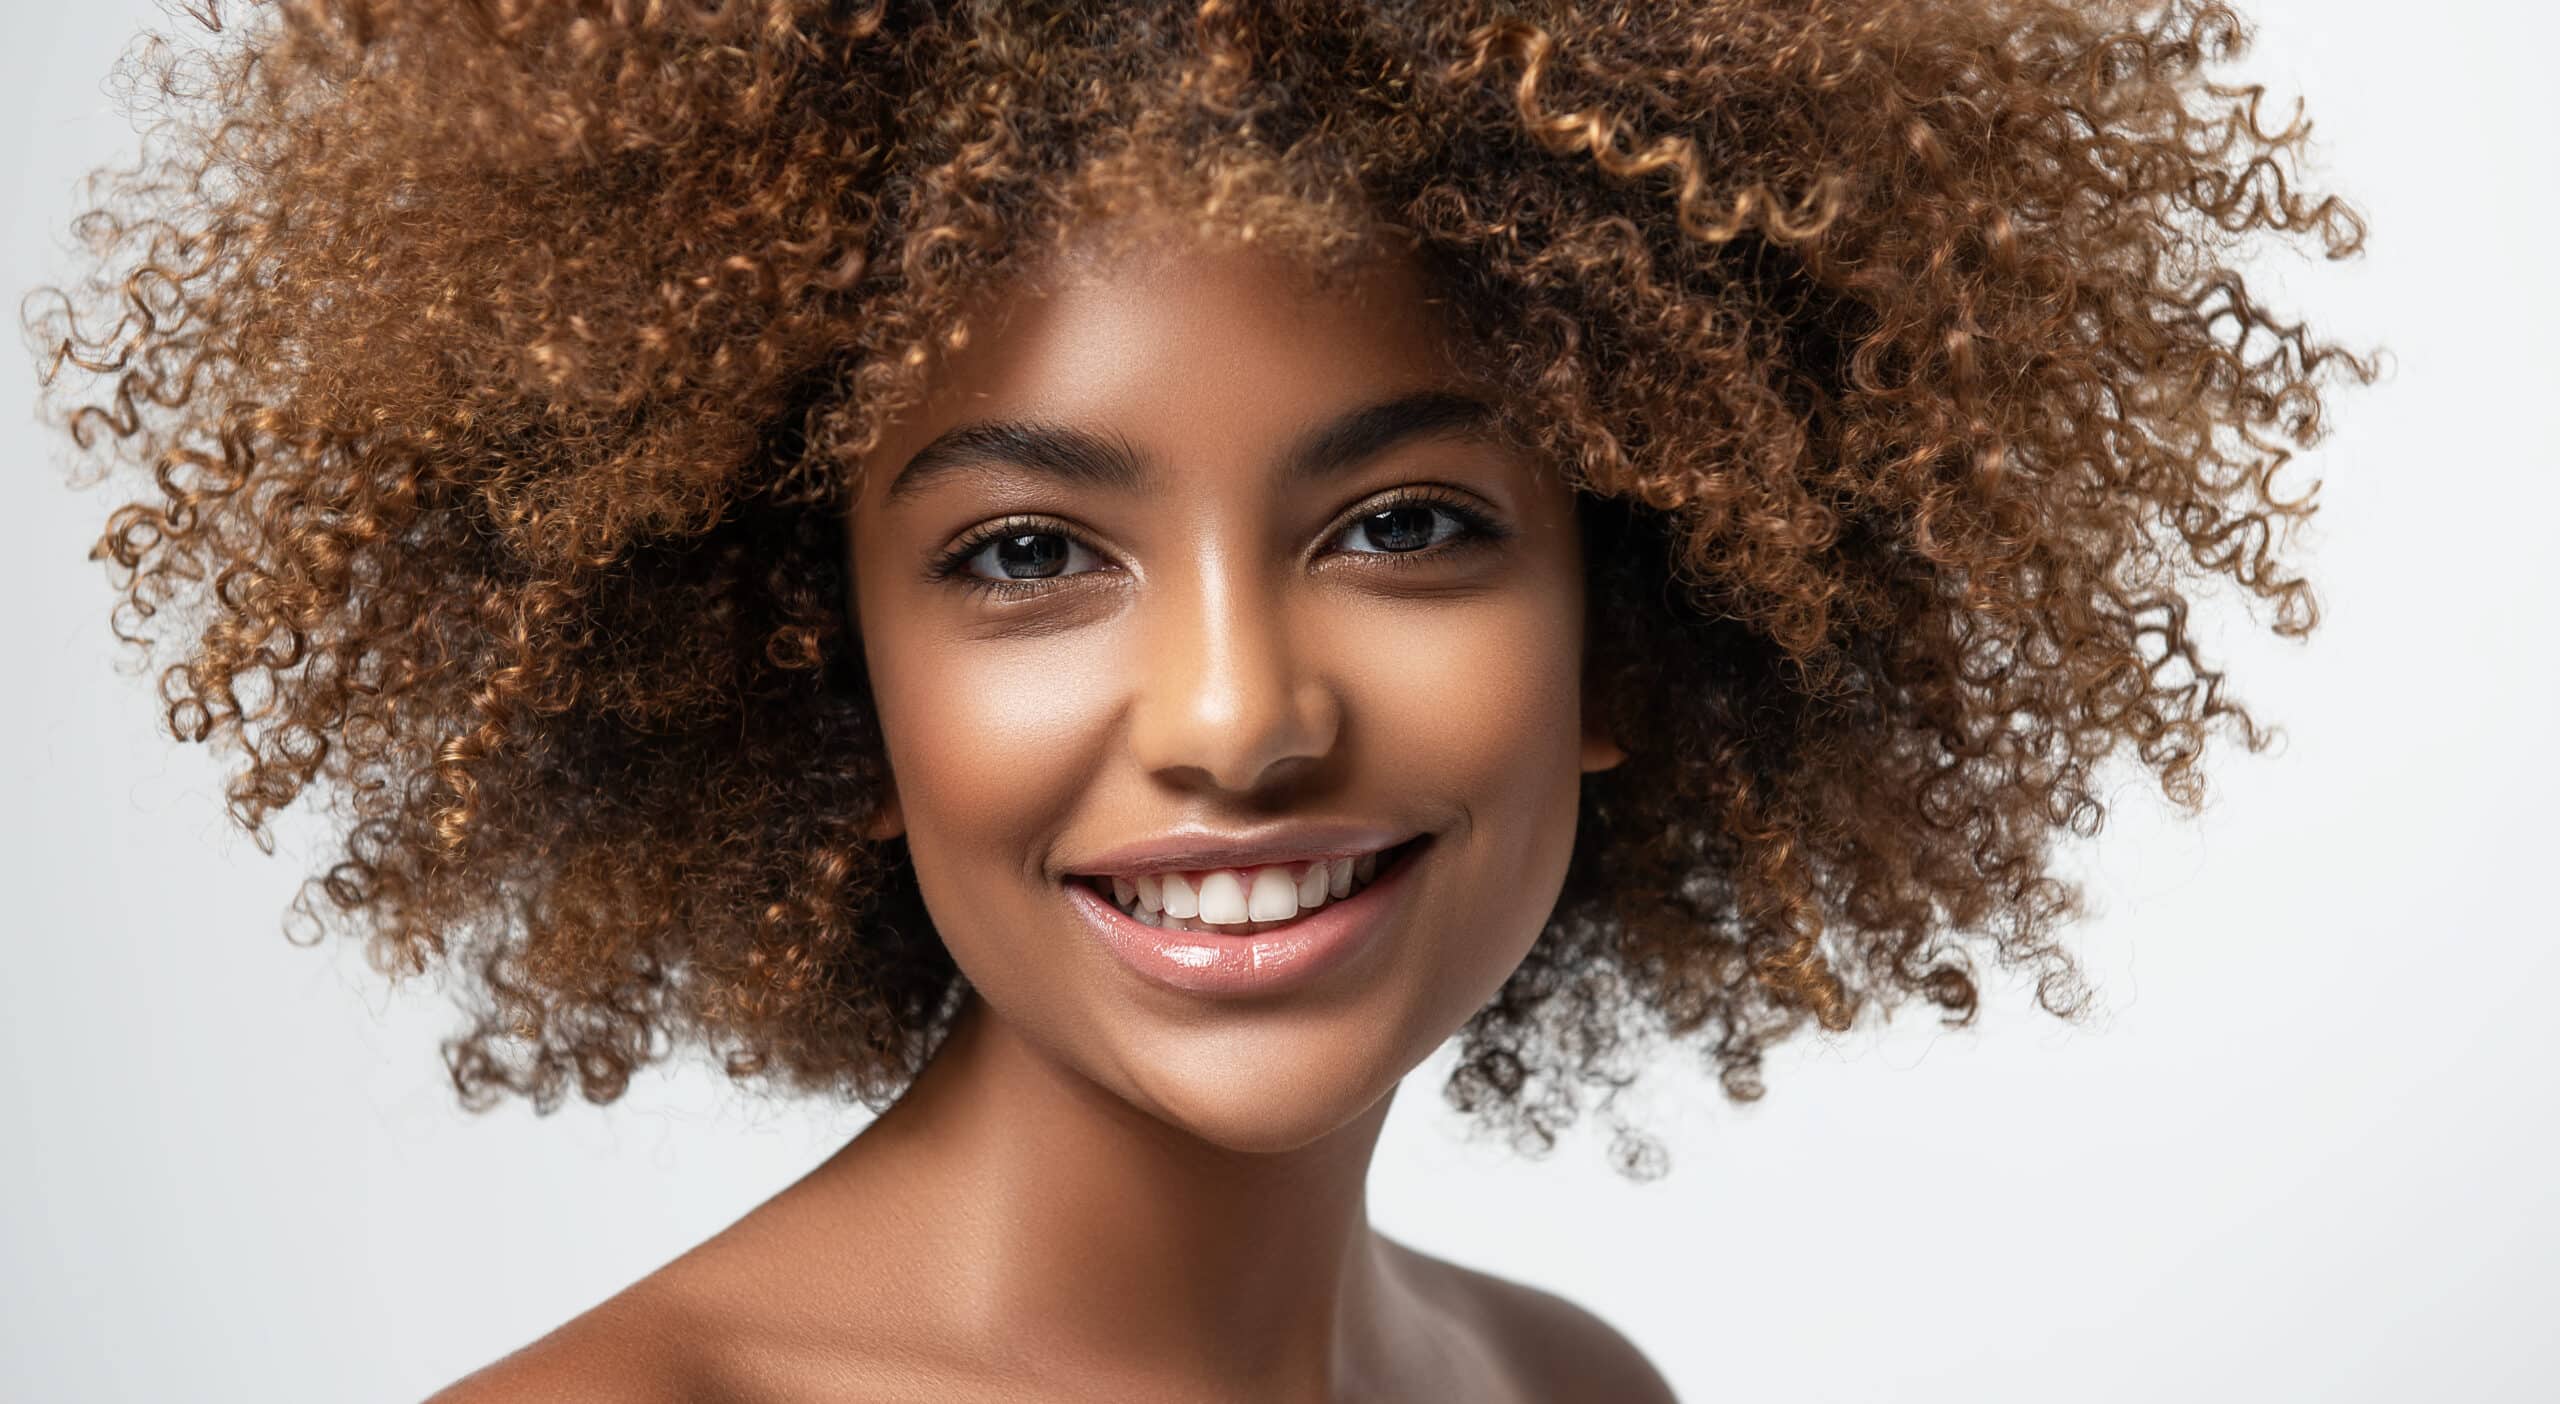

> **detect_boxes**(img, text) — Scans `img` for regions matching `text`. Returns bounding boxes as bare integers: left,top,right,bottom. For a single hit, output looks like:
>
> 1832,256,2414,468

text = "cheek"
1321,574,1589,1069
1369,587,1589,956
866,631,1107,887
1360,592,1584,795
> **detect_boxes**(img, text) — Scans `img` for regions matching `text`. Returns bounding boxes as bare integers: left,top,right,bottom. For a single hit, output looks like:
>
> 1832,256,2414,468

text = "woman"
26,0,2372,1398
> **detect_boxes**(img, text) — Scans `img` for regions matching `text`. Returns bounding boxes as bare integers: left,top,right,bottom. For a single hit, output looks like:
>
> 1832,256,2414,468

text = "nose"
1121,555,1341,795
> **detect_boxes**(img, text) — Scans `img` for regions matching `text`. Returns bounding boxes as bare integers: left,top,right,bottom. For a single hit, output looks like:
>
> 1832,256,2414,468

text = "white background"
6,2,2552,1400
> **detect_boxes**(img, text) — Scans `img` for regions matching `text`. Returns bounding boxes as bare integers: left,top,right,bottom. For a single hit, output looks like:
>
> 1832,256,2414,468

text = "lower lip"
1064,838,1432,999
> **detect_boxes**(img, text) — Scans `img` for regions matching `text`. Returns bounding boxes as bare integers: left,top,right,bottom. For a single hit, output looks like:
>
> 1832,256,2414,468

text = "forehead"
855,221,1480,511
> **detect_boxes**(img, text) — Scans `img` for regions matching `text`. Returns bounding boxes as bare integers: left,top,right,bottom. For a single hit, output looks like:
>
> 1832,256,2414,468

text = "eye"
1331,489,1500,557
925,516,1109,599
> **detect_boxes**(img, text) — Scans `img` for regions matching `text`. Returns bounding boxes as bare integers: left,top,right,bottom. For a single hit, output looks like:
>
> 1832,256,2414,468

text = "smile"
1062,835,1435,998
1071,834,1428,934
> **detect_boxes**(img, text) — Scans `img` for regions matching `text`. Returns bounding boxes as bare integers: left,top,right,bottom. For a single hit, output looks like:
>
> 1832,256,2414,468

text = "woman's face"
847,214,1620,1153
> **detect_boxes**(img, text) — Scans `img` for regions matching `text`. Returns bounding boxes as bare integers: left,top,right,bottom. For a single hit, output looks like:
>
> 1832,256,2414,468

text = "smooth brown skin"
430,213,1673,1403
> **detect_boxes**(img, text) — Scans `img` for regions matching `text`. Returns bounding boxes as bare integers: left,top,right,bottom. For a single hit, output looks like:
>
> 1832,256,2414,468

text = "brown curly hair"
26,0,2376,1177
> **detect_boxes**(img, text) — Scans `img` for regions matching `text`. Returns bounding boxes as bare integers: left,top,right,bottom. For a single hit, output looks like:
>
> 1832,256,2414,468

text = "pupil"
1364,506,1434,553
995,532,1066,579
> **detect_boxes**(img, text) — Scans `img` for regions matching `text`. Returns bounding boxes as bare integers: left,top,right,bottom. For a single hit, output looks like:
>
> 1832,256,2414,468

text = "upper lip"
1063,823,1423,880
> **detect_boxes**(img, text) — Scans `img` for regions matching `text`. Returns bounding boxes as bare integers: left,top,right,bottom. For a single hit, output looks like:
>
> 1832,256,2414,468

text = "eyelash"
924,486,1512,601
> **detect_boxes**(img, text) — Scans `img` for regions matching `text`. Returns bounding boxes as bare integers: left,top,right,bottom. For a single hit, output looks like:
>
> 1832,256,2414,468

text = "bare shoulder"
417,1229,952,1404
1381,1236,1681,1404
421,1278,735,1404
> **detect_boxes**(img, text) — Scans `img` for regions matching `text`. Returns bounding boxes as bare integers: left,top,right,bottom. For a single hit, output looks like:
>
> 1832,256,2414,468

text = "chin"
1116,1019,1411,1155
1150,1091,1385,1157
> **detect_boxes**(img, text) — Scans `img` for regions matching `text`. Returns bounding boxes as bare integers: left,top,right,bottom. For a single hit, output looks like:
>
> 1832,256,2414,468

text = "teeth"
1089,843,1408,933
1198,870,1248,924
1251,867,1302,921
1161,871,1199,920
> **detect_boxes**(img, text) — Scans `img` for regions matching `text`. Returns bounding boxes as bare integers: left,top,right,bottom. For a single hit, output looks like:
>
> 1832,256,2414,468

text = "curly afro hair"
26,0,2376,1176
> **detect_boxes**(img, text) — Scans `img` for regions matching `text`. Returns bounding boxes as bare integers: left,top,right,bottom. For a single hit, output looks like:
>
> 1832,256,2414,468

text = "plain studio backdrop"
4,2,2550,1400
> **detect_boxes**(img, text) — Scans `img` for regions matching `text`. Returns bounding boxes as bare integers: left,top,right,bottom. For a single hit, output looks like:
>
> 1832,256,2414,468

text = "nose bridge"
1125,547,1336,794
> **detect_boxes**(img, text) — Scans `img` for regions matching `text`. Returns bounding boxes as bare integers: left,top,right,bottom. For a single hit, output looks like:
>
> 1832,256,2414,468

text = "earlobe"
1580,721,1626,774
860,785,906,843
1580,678,1626,774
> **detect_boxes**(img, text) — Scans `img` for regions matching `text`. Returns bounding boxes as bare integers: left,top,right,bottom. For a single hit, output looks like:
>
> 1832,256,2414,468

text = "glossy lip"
1060,822,1417,882
1064,836,1433,999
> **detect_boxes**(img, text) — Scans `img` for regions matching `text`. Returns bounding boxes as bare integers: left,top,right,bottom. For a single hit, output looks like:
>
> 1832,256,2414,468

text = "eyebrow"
882,388,1501,508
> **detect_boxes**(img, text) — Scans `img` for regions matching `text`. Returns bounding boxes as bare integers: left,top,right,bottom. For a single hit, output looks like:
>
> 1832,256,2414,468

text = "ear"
859,779,906,843
1579,671,1625,774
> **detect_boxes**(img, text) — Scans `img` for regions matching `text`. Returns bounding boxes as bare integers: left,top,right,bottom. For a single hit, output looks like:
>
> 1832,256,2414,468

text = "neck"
803,991,1407,1396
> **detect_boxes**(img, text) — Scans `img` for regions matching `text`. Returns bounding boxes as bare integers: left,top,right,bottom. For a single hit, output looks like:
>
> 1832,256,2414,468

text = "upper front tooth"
1327,856,1354,899
1248,867,1300,922
1197,871,1249,924
1135,873,1163,913
1160,871,1200,919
